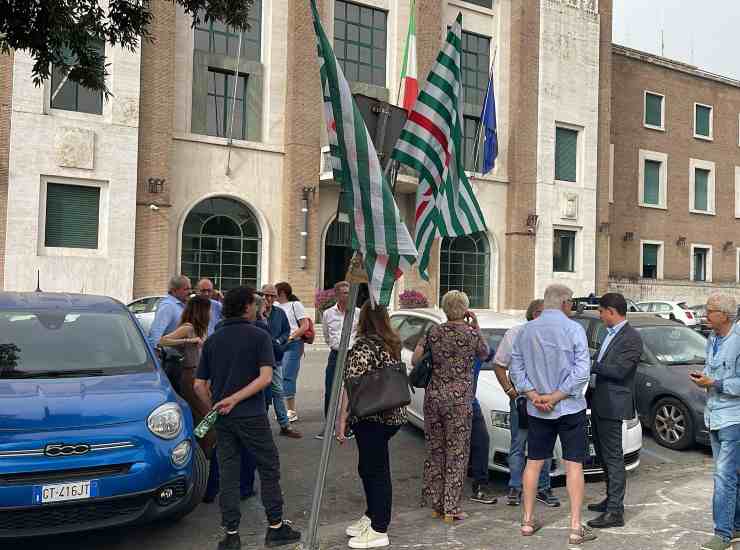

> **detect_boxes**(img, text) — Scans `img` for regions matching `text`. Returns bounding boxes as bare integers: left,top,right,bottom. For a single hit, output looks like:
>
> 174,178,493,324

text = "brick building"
607,45,740,304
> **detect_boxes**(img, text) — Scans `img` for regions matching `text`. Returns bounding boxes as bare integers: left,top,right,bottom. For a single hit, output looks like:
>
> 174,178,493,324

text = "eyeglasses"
706,308,723,315
263,294,277,299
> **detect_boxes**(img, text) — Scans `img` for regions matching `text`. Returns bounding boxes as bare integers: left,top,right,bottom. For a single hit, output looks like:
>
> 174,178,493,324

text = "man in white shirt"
317,281,359,440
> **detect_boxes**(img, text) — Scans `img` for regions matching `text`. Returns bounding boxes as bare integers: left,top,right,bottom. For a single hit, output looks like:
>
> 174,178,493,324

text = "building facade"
607,45,740,304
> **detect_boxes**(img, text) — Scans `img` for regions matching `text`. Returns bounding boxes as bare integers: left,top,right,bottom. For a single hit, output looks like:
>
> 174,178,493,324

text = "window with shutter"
555,127,578,182
643,160,661,205
644,92,663,128
694,168,709,211
553,229,576,272
45,183,100,249
642,243,659,279
695,104,712,138
693,248,708,282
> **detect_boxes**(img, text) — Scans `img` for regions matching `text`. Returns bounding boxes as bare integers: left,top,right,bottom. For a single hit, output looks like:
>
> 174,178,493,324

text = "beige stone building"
607,45,740,304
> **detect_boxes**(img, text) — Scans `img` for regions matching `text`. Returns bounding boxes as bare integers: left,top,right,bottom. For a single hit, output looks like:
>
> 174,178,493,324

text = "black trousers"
216,414,284,531
353,420,400,533
324,350,338,418
592,412,626,513
470,401,490,486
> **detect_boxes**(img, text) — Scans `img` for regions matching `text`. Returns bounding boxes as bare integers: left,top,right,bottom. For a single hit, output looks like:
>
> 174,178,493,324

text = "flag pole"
298,255,366,550
472,45,497,172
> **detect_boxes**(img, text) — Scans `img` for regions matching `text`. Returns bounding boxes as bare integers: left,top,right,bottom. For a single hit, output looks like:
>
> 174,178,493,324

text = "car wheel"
651,398,694,450
169,444,208,521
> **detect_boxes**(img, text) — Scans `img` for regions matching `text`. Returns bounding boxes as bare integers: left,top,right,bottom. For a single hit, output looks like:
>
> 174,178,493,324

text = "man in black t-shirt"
195,286,301,550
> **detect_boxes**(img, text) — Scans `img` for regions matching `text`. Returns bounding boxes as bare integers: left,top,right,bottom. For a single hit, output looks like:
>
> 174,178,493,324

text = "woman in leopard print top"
335,303,406,548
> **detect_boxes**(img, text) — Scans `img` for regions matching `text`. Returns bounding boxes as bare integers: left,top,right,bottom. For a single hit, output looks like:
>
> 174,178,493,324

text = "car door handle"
645,382,652,387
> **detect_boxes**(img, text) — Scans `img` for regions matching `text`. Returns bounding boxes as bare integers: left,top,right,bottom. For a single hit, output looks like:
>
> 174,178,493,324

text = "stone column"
133,0,177,298
0,52,12,289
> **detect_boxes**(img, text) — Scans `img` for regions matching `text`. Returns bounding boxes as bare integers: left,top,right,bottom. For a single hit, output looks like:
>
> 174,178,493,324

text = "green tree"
0,0,254,96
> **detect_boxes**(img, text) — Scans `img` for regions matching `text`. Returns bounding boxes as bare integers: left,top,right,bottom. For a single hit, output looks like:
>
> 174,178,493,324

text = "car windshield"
481,328,507,360
637,325,707,365
0,309,152,378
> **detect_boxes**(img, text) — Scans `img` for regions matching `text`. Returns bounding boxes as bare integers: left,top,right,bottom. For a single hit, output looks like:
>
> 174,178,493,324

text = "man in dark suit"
587,293,643,529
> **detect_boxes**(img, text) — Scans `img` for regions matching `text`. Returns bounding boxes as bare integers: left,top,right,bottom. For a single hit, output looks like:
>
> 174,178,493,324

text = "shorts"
526,409,587,463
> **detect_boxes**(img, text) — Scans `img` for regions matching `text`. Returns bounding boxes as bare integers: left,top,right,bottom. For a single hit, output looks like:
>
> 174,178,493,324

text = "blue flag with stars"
480,71,498,175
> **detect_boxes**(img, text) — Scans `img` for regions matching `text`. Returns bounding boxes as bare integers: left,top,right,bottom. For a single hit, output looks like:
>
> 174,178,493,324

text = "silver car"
126,295,164,335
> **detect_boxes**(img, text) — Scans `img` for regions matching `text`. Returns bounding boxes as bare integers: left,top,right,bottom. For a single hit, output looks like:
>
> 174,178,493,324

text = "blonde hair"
441,290,469,321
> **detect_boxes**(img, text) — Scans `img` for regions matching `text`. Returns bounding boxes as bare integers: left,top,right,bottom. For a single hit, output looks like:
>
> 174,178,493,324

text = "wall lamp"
676,236,687,247
623,231,634,242
300,186,316,270
723,241,735,251
148,177,166,194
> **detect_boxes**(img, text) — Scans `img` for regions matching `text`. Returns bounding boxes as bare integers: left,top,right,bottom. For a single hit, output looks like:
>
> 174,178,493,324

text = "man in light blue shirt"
509,284,594,545
147,275,192,349
690,293,740,550
195,278,223,336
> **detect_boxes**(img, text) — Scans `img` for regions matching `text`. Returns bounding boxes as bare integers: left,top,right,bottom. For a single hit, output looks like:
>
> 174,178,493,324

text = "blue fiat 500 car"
0,292,207,538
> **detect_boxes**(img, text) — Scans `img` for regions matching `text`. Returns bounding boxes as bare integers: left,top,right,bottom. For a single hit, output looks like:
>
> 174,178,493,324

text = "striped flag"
398,0,418,112
310,0,417,306
391,13,487,280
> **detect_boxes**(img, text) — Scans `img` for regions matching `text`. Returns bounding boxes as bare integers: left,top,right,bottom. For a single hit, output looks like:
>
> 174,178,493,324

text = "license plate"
33,480,98,504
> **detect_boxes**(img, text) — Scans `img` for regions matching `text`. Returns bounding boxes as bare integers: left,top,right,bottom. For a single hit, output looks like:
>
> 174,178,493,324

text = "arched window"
439,231,490,308
181,197,261,292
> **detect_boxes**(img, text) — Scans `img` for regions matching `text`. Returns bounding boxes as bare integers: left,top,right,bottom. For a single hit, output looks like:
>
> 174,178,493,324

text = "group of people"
144,273,740,550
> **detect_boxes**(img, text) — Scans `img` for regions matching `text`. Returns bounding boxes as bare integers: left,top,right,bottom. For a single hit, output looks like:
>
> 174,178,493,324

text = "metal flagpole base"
300,254,367,550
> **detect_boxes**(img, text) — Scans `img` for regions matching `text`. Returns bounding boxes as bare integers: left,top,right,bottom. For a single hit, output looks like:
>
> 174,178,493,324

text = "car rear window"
0,309,152,377
481,328,507,359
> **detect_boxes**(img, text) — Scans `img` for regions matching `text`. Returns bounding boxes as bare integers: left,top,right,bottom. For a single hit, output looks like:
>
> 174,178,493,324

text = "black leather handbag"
160,348,184,394
408,330,433,388
346,350,411,418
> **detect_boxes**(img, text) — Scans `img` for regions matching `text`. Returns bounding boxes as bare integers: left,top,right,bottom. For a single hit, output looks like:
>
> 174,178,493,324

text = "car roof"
390,308,524,329
0,291,126,312
636,300,683,305
127,295,165,304
574,310,686,328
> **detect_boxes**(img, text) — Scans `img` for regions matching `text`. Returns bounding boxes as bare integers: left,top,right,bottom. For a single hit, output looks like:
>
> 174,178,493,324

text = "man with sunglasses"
196,278,224,336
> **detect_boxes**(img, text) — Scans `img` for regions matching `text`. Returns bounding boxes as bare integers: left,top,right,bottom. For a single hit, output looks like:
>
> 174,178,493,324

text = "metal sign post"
297,255,367,550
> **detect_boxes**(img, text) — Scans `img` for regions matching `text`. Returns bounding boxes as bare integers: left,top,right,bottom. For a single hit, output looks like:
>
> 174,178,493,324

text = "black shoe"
217,532,241,550
506,487,521,506
265,520,301,547
536,489,561,507
587,499,608,513
587,512,625,529
470,484,497,505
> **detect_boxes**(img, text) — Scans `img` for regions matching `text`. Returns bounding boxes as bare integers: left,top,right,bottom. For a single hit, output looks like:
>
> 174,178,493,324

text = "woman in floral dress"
412,290,488,522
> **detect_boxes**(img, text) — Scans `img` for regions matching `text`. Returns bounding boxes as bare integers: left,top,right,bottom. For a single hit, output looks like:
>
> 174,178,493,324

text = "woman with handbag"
336,303,408,549
275,282,311,422
412,290,488,523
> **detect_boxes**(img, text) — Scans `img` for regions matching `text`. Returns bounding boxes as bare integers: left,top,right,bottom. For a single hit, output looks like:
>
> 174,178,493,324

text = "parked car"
127,295,164,335
572,296,642,313
636,300,699,328
573,311,709,450
0,292,207,538
688,304,711,336
390,308,642,477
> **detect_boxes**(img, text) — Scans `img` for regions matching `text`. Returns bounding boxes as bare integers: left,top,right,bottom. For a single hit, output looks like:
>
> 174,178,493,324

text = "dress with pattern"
421,322,488,515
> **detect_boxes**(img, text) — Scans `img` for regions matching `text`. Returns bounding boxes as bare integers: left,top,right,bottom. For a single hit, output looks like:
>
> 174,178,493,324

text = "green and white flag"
310,0,417,306
391,13,487,280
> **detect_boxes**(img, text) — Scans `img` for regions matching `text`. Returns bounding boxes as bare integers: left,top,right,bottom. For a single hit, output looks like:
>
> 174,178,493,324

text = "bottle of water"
194,409,218,439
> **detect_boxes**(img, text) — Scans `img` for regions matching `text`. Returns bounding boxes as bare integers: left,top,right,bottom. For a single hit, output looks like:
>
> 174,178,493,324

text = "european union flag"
480,72,498,175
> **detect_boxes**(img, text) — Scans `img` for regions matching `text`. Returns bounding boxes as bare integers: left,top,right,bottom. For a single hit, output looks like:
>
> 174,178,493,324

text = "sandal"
569,525,597,546
520,518,543,536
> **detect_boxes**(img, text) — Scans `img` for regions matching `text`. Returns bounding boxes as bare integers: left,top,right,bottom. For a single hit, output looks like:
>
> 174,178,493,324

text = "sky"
612,0,740,80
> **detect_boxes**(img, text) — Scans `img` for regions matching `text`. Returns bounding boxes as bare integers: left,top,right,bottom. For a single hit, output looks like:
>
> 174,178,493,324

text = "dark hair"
223,286,256,319
181,295,211,338
599,292,627,316
275,282,292,299
357,303,401,360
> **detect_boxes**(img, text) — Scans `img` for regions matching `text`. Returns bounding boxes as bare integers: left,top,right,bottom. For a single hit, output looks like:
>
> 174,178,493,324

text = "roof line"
612,43,740,89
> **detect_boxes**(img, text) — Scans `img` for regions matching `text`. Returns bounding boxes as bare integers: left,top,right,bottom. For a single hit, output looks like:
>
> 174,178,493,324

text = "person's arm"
159,324,200,348
549,327,591,403
289,302,309,339
494,365,517,399
148,301,175,348
277,312,291,345
592,331,642,382
508,330,534,395
693,349,740,396
194,379,212,409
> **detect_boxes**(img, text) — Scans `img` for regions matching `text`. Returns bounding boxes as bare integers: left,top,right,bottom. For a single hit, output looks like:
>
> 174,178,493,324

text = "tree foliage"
0,0,254,96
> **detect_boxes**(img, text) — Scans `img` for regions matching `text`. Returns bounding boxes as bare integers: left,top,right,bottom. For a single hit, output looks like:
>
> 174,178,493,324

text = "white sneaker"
348,526,389,549
345,515,371,537
287,410,298,423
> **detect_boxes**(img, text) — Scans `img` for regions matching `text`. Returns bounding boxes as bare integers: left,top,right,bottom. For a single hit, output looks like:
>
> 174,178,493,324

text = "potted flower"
314,288,337,322
399,289,429,309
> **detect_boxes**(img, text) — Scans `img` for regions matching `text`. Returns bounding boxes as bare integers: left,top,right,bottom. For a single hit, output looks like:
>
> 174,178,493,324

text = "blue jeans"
270,363,290,427
281,340,304,400
710,424,740,541
508,397,551,491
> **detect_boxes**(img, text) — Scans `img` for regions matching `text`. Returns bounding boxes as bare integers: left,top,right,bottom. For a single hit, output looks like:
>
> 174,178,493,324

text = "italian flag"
398,0,418,112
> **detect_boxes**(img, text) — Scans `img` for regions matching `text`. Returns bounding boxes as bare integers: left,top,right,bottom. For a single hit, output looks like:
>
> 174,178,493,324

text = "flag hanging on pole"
391,13,487,280
480,68,498,175
398,0,418,112
310,0,417,306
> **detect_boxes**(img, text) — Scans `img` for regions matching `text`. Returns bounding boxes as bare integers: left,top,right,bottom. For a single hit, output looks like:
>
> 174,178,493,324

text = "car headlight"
491,410,510,429
625,416,640,429
148,403,183,440
171,440,191,466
